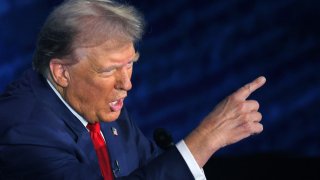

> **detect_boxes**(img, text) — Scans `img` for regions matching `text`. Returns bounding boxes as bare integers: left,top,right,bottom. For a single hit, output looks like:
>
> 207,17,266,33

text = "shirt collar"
46,79,88,128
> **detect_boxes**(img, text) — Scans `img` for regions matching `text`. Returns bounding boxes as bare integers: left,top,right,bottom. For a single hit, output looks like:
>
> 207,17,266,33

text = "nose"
115,67,132,91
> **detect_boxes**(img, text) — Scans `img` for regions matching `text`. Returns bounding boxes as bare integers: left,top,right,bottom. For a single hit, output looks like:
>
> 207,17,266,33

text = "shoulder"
0,69,76,145
0,69,51,125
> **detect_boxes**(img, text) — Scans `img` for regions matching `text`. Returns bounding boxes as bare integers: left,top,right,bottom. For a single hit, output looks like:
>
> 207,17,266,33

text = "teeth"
110,100,118,106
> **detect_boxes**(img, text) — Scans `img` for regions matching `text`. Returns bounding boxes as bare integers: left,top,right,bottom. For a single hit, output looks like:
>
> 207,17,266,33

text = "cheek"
83,81,114,103
68,75,114,105
91,84,114,102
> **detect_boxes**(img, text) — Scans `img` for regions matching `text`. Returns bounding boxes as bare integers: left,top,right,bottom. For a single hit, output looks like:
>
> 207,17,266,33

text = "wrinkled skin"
50,41,138,123
185,76,266,167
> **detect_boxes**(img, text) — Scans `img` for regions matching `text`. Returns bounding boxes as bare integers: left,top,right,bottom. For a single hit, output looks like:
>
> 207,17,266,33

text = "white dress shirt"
47,79,206,180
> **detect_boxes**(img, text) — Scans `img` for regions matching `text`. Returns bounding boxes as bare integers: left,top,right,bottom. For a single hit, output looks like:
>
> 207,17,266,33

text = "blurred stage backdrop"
1,0,320,178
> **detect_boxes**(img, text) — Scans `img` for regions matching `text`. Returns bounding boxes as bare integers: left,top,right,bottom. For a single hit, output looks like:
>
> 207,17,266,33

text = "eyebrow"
98,52,140,72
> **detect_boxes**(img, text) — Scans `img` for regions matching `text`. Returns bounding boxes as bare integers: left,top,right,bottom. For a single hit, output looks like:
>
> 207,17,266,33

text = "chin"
100,111,121,122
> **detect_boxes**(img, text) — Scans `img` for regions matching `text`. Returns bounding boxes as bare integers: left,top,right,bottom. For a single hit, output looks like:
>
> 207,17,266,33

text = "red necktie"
87,123,113,180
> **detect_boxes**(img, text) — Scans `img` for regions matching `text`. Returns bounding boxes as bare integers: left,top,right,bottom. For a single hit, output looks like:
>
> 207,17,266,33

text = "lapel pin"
113,160,120,177
111,127,118,136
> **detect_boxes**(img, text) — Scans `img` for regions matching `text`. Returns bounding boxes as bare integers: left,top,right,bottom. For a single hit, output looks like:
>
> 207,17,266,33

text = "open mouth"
109,98,124,112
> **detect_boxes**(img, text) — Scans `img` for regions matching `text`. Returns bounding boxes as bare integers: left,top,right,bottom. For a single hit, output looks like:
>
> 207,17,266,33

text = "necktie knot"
87,123,101,133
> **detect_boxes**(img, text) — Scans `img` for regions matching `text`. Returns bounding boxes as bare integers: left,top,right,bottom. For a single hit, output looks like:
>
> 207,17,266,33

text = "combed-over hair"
32,0,145,76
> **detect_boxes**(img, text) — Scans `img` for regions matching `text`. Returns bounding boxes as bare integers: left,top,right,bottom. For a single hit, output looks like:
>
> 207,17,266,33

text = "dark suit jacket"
0,69,193,180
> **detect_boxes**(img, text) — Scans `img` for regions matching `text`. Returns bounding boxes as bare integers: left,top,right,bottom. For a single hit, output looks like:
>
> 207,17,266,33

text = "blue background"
1,0,319,162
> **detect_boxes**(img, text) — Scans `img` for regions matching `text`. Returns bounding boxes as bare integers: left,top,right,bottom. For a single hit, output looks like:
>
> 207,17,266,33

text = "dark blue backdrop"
1,0,320,159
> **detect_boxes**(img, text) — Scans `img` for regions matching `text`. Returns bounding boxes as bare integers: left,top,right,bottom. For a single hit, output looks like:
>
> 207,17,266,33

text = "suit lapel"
100,110,133,177
100,121,117,175
76,132,100,170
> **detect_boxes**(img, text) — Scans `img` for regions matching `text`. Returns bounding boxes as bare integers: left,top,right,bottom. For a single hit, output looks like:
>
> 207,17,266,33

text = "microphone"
153,128,174,150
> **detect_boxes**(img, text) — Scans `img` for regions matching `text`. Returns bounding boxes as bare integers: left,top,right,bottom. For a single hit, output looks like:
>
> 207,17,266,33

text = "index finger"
234,76,266,101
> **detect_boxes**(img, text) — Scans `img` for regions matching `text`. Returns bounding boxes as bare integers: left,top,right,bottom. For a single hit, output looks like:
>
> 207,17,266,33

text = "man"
0,0,266,179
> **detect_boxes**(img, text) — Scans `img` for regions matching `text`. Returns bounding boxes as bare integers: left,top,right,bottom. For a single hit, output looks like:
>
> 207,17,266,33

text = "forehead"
75,40,136,64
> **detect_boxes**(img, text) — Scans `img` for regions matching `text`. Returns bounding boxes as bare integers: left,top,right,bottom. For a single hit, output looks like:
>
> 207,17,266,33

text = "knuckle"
237,102,246,112
259,123,264,131
228,94,237,102
253,112,262,122
244,84,251,92
253,100,260,109
247,100,259,110
243,113,251,121
257,112,262,120
241,122,263,136
242,122,253,132
255,123,264,133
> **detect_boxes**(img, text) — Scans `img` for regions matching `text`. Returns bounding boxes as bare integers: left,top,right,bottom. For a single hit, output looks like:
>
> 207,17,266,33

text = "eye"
126,61,134,69
102,68,116,76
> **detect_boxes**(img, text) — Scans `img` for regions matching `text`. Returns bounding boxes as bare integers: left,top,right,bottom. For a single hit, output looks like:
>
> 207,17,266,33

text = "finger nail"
259,76,266,83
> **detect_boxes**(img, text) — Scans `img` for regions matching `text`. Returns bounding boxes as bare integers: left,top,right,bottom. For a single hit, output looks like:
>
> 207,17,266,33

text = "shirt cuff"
176,140,207,180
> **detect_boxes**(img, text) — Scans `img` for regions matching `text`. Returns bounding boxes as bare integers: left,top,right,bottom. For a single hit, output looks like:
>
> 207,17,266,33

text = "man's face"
62,41,138,123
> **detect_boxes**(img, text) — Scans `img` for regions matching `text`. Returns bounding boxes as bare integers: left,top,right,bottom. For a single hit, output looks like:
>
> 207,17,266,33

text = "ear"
49,59,70,88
